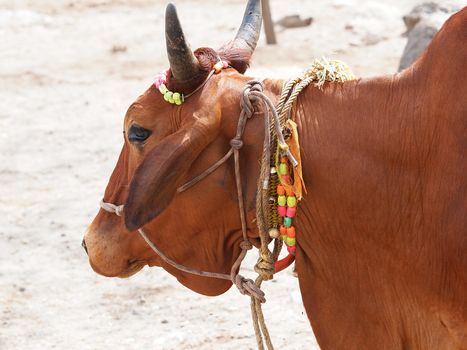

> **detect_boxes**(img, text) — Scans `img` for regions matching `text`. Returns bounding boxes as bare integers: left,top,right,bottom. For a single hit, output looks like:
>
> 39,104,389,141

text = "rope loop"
248,80,264,92
240,80,264,117
241,90,254,115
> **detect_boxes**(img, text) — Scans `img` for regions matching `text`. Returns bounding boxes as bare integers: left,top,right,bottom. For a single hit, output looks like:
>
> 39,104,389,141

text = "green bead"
284,217,292,227
279,163,288,175
287,196,297,207
159,84,168,94
277,195,286,206
286,237,296,246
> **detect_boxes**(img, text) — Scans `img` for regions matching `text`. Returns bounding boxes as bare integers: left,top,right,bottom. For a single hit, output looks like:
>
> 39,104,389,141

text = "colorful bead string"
268,155,298,257
153,60,228,105
276,156,297,254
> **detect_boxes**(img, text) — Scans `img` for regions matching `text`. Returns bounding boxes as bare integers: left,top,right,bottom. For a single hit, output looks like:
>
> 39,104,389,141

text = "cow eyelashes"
128,125,152,143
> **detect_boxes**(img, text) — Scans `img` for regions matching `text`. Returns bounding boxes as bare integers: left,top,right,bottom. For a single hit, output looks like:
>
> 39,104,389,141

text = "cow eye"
128,125,152,143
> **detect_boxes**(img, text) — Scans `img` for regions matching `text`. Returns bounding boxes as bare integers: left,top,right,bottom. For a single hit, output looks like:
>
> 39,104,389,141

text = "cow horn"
230,0,262,53
165,3,200,81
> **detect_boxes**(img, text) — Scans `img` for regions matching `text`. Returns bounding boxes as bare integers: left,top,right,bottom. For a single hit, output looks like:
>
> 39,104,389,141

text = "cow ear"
124,119,217,231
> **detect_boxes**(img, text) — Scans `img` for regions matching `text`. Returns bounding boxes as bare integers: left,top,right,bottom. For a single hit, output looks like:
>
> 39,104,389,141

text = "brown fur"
84,9,467,349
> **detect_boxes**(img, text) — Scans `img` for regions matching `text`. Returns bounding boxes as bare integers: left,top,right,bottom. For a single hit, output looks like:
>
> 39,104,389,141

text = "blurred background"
0,0,463,349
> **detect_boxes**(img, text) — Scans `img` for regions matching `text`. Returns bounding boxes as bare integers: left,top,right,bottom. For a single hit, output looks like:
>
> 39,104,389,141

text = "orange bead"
280,156,288,163
286,226,296,238
276,185,285,196
286,188,295,197
279,225,287,235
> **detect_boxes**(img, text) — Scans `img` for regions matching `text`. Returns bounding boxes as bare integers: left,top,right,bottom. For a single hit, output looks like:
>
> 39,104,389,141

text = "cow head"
83,1,266,296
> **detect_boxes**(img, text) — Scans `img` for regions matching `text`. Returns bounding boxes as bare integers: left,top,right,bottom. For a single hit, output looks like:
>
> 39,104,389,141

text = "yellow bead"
279,163,288,175
277,195,286,206
173,92,182,105
286,237,296,246
164,91,174,103
287,196,297,207
159,84,168,94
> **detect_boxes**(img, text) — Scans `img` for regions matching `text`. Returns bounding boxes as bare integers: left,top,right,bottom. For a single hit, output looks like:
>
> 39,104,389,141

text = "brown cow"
83,1,467,348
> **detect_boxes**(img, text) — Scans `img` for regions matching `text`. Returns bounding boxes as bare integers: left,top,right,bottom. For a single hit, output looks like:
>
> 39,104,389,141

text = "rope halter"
98,80,301,350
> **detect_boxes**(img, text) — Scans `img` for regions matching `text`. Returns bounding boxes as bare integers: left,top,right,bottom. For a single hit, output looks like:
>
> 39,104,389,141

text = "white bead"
268,228,280,239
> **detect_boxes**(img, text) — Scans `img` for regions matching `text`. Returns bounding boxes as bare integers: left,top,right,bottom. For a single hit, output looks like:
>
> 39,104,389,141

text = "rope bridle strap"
100,81,283,295
100,80,302,350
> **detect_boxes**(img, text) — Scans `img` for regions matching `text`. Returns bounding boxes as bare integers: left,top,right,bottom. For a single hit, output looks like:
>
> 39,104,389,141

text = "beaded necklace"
153,60,229,105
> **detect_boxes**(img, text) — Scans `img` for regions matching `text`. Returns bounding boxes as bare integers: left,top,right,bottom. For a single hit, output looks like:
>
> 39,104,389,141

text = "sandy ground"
0,0,457,349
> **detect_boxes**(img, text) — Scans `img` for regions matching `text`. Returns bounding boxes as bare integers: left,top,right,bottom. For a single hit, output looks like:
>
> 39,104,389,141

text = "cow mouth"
118,259,145,278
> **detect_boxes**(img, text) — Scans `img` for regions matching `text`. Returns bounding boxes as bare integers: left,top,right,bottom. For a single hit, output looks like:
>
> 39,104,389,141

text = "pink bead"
277,206,287,217
287,245,296,254
154,76,165,87
282,175,290,184
155,69,169,86
286,207,296,218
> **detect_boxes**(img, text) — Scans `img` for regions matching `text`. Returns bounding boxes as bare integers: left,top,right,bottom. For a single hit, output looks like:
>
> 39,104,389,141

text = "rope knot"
254,248,275,281
230,138,244,150
239,240,253,250
100,200,124,217
233,274,266,303
115,205,124,217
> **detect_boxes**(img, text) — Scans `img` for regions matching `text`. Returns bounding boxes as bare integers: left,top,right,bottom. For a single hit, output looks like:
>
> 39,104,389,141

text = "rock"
402,1,462,34
398,2,463,71
275,15,313,29
361,33,385,46
402,2,440,33
399,19,439,71
110,44,127,54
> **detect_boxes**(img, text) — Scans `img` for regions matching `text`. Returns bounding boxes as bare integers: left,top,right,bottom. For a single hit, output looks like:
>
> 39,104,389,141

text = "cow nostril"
81,238,88,255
